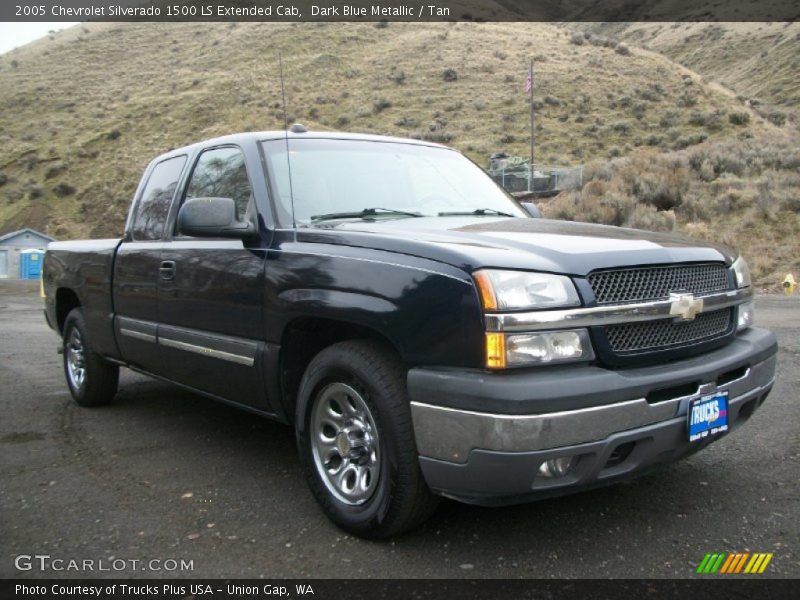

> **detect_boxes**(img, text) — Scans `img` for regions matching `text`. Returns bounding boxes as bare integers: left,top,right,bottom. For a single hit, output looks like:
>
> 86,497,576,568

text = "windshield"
261,138,527,226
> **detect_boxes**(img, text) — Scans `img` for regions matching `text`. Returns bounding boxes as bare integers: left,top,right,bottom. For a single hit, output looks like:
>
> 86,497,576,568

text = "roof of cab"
153,129,451,162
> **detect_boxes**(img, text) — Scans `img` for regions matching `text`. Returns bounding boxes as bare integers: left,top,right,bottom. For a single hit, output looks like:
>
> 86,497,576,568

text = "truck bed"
43,239,123,358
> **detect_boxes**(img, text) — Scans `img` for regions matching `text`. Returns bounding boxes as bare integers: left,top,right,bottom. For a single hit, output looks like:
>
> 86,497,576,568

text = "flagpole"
529,59,535,193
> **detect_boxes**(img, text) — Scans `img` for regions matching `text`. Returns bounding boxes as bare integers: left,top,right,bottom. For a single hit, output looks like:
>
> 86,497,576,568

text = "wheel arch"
277,316,403,425
55,288,81,335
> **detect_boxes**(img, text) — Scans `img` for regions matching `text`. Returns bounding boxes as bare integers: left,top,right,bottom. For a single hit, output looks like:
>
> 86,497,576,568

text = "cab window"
130,155,187,241
184,147,253,220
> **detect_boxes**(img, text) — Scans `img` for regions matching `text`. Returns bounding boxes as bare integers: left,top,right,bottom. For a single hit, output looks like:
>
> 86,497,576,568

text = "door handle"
159,260,176,280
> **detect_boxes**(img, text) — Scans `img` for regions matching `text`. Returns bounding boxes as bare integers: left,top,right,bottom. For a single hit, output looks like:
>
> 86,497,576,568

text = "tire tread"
63,308,119,407
297,339,438,538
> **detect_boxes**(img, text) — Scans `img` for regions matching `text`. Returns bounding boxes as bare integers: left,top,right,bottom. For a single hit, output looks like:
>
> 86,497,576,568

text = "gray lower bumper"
408,327,777,504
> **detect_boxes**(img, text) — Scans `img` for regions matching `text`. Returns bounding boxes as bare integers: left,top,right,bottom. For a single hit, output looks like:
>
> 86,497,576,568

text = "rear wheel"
62,308,119,407
295,340,438,539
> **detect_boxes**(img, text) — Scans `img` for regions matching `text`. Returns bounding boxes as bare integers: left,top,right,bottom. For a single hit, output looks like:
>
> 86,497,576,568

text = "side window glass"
131,156,187,241
185,147,253,220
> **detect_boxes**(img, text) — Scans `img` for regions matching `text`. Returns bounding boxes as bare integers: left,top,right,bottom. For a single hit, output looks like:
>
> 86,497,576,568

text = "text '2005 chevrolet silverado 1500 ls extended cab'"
44,130,777,538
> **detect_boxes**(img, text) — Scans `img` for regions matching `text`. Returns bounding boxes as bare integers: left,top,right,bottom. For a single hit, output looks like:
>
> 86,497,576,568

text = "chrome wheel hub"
310,382,380,506
66,328,86,392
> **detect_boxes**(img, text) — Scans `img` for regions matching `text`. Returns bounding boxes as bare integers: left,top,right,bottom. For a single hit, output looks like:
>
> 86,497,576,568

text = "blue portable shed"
19,248,45,280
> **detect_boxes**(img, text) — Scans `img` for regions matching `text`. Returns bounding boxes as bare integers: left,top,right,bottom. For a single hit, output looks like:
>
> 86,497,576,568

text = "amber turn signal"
473,271,498,311
485,332,506,369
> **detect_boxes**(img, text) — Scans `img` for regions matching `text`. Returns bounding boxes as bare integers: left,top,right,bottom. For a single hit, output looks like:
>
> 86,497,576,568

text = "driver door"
158,145,269,410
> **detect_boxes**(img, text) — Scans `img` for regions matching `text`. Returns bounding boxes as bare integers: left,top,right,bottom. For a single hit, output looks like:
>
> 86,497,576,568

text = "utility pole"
526,60,535,192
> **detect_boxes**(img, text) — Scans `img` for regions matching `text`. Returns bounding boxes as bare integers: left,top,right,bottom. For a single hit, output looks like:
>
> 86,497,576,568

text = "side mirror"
177,197,256,239
521,202,542,218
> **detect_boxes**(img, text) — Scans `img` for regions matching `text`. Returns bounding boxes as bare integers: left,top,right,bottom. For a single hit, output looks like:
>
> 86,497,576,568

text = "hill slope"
585,22,800,115
0,21,771,239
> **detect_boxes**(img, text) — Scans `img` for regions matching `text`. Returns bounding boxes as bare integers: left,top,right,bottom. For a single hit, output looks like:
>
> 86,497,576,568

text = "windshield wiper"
310,207,423,222
437,208,516,218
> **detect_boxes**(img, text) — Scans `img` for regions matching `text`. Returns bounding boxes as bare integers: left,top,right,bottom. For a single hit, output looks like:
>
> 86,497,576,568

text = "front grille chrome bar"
484,287,753,333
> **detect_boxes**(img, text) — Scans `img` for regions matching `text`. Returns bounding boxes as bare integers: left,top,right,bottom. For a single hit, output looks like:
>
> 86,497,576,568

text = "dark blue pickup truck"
43,130,777,538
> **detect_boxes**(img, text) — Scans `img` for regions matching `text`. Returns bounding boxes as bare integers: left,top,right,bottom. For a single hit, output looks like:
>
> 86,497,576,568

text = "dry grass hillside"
586,22,800,117
542,132,800,287
0,21,796,284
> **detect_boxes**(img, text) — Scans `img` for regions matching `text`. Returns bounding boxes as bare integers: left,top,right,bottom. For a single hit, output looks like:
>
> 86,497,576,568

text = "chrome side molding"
159,336,255,367
115,317,257,367
119,328,157,343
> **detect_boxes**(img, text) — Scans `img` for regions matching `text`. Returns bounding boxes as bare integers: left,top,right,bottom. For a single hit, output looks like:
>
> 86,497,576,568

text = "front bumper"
408,327,777,505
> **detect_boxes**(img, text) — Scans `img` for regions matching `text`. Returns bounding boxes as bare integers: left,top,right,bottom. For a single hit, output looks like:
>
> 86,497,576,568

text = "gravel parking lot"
1,280,798,578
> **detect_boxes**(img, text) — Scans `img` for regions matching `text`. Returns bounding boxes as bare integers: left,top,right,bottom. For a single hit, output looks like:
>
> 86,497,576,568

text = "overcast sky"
0,22,79,55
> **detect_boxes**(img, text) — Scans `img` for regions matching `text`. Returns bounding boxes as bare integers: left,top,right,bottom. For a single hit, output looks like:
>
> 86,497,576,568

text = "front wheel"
62,308,119,407
295,340,438,539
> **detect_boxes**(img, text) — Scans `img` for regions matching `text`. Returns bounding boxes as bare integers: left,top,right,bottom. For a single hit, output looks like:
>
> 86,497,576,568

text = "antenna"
278,52,297,229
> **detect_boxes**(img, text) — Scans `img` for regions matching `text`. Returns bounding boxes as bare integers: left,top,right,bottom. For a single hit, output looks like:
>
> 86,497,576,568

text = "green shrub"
688,110,723,131
766,111,787,126
53,182,76,197
728,111,751,126
638,88,660,102
674,133,707,149
387,69,406,85
632,103,647,119
659,111,679,128
394,116,417,128
677,92,697,107
610,121,631,134
569,32,585,46
645,134,663,146
373,98,392,113
423,130,453,144
625,205,675,231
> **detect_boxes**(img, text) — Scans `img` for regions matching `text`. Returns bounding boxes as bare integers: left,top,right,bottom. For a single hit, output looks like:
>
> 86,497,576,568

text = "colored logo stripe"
697,554,712,573
745,553,774,574
700,552,774,574
697,553,725,573
735,553,750,573
719,553,736,573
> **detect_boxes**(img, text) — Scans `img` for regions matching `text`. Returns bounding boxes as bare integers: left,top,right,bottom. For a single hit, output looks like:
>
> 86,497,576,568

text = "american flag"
524,65,534,94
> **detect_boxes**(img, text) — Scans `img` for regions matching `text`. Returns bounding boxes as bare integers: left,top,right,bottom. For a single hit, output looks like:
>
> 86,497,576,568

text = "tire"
295,339,439,539
62,308,119,407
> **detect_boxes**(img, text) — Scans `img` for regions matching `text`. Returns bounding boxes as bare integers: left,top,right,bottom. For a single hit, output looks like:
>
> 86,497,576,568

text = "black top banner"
3,0,799,22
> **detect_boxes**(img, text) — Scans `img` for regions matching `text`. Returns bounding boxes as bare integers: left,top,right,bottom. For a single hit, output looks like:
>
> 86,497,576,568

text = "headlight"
737,301,754,332
732,256,751,289
486,329,594,368
474,269,580,311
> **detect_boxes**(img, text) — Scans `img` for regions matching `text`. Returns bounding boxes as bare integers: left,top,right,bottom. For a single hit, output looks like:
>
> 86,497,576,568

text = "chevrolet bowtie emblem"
669,293,704,321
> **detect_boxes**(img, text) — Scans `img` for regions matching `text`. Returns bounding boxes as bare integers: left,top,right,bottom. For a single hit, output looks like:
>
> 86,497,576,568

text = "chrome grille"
605,308,733,353
589,264,729,305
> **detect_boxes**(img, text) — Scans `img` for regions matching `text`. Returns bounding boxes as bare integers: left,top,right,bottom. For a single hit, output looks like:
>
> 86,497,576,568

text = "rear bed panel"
43,239,123,359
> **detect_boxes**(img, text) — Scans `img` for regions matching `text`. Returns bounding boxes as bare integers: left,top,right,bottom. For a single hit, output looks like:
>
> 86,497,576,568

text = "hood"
296,216,737,276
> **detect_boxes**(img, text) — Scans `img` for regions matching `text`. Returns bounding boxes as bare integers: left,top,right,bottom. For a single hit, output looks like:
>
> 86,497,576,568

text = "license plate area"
688,391,729,442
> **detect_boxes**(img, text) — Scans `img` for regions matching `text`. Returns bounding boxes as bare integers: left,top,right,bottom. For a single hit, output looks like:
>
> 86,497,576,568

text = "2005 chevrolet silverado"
44,130,777,538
